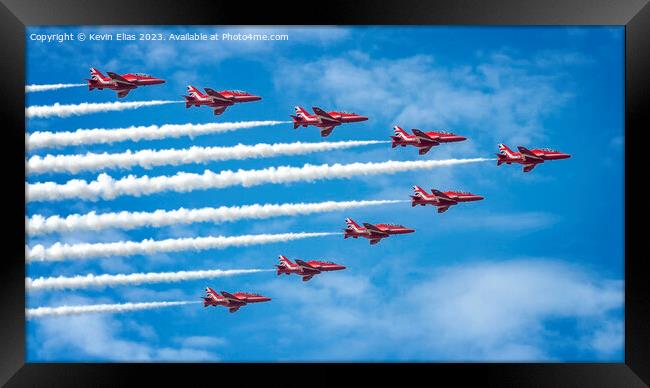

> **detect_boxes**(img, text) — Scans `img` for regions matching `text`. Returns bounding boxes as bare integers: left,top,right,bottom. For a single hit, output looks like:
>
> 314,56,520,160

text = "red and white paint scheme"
276,255,346,282
85,67,165,98
183,85,261,115
202,287,271,313
343,218,415,245
390,126,467,155
290,106,368,137
411,185,484,213
497,144,571,173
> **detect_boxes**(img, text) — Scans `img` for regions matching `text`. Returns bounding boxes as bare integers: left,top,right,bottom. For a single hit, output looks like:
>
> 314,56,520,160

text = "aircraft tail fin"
389,136,399,148
345,217,362,231
182,95,194,108
186,85,204,100
278,255,292,267
295,106,310,118
393,125,410,138
289,115,301,129
89,67,107,80
205,286,219,299
498,143,516,158
412,185,427,197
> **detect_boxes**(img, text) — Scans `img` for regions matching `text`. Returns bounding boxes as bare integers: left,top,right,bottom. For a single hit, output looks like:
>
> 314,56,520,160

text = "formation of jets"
82,67,572,313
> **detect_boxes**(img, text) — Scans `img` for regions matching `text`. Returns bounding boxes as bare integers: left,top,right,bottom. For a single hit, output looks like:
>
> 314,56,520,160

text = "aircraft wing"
523,164,537,173
412,129,440,145
418,146,433,155
116,89,131,98
517,146,543,162
430,189,454,202
295,259,321,274
320,126,336,137
362,223,390,236
228,306,240,313
220,291,244,303
203,88,231,101
312,107,340,125
213,106,228,116
106,72,136,86
437,205,451,213
369,238,382,245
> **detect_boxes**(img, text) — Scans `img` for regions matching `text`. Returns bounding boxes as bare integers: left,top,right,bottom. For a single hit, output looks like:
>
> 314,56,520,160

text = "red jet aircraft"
390,126,467,155
276,255,346,281
202,287,271,313
497,144,571,172
183,85,261,115
290,106,368,137
411,185,484,213
343,218,415,245
86,67,165,98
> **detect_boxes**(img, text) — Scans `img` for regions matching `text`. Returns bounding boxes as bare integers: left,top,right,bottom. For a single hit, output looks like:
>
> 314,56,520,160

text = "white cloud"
443,211,560,231
30,295,220,361
174,336,227,348
263,259,623,361
587,319,624,357
27,260,622,361
274,51,578,145
101,27,350,76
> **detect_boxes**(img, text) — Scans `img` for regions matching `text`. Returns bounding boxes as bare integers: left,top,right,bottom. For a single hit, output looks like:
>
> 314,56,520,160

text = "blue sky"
25,26,624,361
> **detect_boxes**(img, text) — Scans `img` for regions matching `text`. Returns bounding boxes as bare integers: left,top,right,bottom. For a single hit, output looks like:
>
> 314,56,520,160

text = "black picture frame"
1,0,647,386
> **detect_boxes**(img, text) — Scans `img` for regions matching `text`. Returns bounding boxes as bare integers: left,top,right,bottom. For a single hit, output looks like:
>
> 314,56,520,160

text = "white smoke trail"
28,199,405,235
26,300,199,319
27,268,272,291
27,120,287,150
27,140,389,175
25,83,86,93
27,158,492,203
26,232,336,262
26,100,180,119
